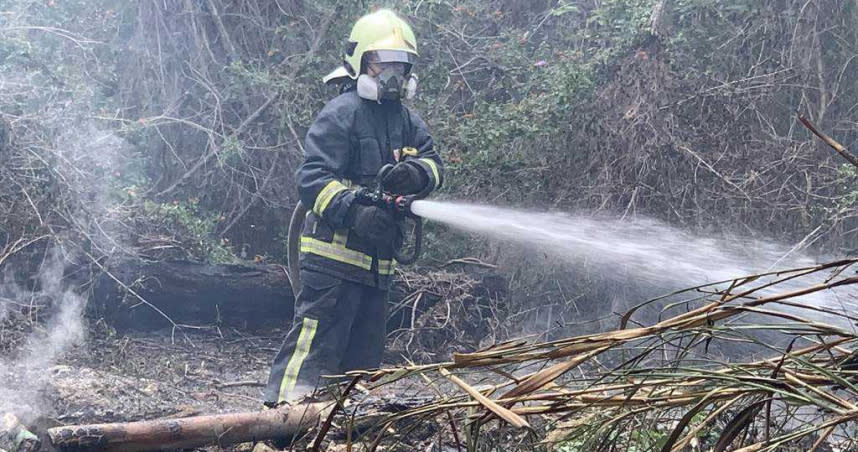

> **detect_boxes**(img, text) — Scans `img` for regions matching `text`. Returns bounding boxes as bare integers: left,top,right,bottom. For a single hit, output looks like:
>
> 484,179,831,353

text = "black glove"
347,204,397,246
381,161,428,195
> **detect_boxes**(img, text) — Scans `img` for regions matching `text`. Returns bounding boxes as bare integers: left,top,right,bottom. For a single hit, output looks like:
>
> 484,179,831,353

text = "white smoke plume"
0,249,87,422
0,124,131,420
0,126,132,421
0,5,138,426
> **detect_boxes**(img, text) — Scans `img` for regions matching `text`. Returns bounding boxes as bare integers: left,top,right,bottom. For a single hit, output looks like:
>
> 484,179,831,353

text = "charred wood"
46,394,439,452
91,259,294,330
47,404,324,452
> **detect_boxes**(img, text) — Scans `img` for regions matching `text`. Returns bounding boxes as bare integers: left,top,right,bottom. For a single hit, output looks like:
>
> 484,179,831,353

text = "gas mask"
357,68,418,102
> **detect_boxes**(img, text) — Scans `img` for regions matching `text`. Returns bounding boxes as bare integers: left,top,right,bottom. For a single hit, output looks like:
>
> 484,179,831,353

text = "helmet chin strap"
357,71,418,102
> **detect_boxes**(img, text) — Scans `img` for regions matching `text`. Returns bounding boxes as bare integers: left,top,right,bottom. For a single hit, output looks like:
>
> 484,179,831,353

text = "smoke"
0,4,139,425
0,41,136,418
0,124,132,420
0,249,87,422
51,123,140,253
0,126,133,422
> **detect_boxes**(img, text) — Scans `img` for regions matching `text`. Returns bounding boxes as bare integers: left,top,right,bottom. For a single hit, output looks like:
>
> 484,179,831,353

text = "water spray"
288,176,855,320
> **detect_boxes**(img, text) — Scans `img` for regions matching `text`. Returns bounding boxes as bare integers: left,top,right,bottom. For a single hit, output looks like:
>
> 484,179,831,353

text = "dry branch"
798,114,858,169
346,259,858,451
48,403,326,452
439,367,530,429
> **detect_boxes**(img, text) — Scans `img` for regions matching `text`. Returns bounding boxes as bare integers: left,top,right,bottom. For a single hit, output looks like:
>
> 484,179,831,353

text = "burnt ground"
53,326,280,424
24,324,477,452
0,266,513,451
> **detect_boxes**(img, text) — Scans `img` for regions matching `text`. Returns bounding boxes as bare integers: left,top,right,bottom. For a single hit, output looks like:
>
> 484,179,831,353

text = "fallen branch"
310,376,361,452
798,114,858,169
46,392,438,452
48,403,326,452
348,259,858,450
213,380,264,389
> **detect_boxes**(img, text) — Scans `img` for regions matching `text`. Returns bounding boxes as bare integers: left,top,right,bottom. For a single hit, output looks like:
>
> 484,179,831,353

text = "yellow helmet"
324,9,418,84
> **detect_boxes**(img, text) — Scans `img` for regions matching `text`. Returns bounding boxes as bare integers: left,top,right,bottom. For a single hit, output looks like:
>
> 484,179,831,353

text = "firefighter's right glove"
347,204,397,247
381,161,428,195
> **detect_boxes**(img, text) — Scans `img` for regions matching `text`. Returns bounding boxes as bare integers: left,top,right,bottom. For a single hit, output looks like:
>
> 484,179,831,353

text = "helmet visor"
365,50,417,65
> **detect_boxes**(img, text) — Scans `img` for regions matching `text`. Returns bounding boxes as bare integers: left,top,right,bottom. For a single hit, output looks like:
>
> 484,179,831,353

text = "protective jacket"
296,89,443,289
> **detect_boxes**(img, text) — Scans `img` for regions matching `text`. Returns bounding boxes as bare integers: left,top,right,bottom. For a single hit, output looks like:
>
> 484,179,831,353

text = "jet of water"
410,200,857,318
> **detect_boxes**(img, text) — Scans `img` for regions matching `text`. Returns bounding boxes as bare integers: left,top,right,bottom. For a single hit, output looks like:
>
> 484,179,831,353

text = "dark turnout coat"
295,89,443,289
265,89,443,405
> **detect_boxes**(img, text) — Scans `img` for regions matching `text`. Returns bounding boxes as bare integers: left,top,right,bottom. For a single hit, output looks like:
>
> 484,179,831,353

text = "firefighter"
264,9,443,406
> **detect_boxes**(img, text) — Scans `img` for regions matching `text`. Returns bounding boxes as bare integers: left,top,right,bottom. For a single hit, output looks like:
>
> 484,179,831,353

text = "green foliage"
3,0,858,265
218,135,244,167
141,200,236,263
448,61,593,156
104,158,149,204
554,438,585,452
837,164,858,211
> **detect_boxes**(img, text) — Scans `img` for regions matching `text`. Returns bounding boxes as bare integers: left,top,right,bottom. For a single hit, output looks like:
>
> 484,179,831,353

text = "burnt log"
46,394,440,452
92,259,294,330
92,258,507,335
47,403,324,452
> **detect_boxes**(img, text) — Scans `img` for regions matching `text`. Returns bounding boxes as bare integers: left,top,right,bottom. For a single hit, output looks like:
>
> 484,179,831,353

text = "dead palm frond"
346,258,858,451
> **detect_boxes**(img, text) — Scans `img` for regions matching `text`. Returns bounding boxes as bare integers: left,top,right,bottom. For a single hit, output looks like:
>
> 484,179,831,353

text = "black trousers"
264,269,388,405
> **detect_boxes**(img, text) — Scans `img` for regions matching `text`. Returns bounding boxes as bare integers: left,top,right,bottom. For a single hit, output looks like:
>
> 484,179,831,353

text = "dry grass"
338,259,858,451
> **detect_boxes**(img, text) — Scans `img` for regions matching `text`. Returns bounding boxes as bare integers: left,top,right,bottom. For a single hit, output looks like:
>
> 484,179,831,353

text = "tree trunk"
92,259,294,330
91,258,507,336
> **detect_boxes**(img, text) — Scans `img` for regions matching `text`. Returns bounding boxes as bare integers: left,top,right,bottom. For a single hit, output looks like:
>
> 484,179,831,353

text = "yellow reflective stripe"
278,317,318,402
313,180,348,216
301,237,372,270
301,233,398,276
378,259,397,275
419,158,440,186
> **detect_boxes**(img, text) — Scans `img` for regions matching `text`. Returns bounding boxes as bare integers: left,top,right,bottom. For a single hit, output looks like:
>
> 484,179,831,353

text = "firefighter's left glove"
347,204,397,247
382,161,428,195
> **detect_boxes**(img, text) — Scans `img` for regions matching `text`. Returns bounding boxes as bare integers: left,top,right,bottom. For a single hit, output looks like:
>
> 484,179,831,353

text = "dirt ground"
20,324,471,452
0,265,513,451
51,327,280,424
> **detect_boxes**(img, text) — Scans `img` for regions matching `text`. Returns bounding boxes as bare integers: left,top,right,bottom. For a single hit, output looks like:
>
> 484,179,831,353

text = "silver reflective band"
367,50,417,64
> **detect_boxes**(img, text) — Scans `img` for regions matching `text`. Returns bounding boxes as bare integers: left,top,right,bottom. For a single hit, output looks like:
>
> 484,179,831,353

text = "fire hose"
287,164,429,293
